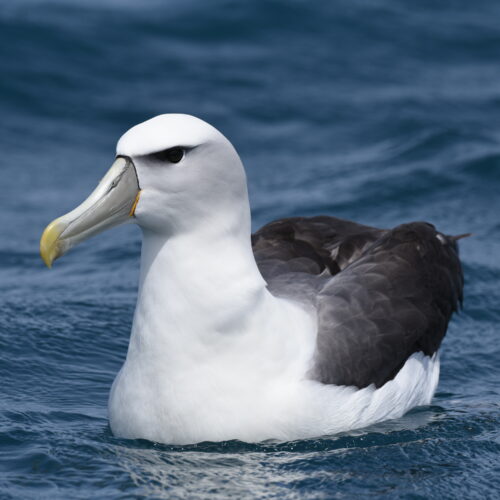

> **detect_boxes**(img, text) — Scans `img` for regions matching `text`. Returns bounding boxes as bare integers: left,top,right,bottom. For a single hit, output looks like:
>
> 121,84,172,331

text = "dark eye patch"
150,147,185,164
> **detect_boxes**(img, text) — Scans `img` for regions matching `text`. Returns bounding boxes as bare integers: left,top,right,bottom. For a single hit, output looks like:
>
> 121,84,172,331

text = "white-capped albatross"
40,114,464,445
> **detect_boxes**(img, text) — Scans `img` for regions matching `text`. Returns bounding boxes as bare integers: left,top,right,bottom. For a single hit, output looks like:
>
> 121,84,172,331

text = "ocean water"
1,0,499,497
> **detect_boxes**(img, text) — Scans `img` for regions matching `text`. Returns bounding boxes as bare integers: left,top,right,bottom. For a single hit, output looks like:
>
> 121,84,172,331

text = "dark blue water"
1,0,499,497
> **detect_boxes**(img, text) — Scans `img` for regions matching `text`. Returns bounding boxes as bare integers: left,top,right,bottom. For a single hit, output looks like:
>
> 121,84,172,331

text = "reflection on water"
110,407,440,498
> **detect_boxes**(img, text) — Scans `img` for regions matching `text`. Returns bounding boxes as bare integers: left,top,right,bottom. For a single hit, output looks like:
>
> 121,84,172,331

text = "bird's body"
41,114,464,445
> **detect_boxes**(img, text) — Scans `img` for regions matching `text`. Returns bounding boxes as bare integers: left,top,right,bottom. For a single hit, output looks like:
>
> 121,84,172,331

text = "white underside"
109,339,440,445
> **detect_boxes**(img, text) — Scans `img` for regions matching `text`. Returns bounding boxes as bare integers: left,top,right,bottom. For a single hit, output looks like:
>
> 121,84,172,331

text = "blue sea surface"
1,0,499,498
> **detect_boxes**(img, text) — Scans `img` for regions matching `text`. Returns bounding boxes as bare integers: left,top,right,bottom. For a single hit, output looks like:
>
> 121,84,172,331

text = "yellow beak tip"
40,219,65,269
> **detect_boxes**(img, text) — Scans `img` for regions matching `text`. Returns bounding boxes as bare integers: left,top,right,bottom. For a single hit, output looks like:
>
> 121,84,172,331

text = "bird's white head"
40,114,250,267
117,114,248,236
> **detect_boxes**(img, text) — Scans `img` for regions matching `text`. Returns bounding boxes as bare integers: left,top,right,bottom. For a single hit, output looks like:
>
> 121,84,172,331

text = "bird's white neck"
127,210,306,369
138,227,264,330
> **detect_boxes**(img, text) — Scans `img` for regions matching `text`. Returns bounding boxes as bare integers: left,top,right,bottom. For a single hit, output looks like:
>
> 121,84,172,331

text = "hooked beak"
40,156,141,268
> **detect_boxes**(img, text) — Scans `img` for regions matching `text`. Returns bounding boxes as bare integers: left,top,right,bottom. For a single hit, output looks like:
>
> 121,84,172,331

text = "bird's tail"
450,233,472,241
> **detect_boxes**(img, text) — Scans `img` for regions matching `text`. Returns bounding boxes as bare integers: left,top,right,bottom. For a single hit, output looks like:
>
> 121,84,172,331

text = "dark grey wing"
252,218,464,389
252,216,386,280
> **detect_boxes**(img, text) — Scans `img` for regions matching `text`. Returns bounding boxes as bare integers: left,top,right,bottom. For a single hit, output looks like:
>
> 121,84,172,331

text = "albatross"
40,114,464,445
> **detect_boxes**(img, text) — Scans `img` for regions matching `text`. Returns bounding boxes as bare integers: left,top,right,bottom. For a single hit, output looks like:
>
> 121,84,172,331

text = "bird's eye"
151,147,185,164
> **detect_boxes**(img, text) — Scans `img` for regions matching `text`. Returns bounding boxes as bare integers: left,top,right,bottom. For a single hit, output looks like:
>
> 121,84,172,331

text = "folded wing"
252,217,463,389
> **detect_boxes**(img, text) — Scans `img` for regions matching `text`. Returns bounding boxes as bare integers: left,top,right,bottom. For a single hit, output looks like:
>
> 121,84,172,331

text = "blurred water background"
1,0,499,498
